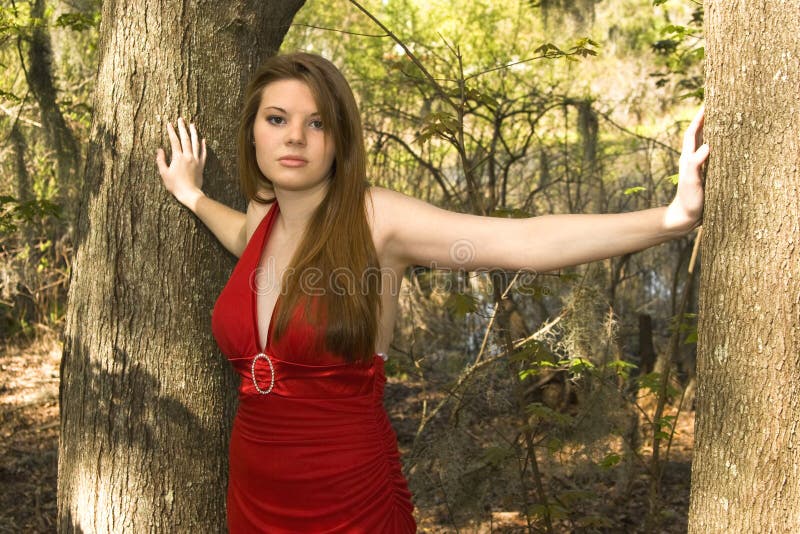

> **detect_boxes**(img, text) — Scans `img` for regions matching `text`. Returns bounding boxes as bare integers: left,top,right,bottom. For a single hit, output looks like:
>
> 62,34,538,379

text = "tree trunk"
27,0,81,214
57,1,304,531
688,2,800,532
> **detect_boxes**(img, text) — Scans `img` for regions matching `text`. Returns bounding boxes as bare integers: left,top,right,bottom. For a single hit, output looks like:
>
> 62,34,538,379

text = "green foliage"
599,452,622,470
650,2,704,101
55,12,100,31
605,359,638,380
654,415,677,440
624,185,647,195
481,445,515,467
415,111,458,145
0,196,61,235
638,371,680,398
671,311,698,344
526,402,573,427
445,291,478,318
512,339,555,364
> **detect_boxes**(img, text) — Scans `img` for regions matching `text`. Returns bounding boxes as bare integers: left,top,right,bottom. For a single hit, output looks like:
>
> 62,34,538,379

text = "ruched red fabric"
211,201,416,533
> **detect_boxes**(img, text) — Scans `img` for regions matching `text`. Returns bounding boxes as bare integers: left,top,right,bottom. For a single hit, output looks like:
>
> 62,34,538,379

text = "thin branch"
597,109,679,156
411,312,565,453
291,23,390,39
347,0,455,111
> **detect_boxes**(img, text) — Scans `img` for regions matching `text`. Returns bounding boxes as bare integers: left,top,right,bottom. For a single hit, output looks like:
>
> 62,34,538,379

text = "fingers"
695,143,710,165
166,122,181,157
155,147,168,175
177,117,191,155
189,122,200,159
164,117,203,161
682,106,705,155
200,138,207,166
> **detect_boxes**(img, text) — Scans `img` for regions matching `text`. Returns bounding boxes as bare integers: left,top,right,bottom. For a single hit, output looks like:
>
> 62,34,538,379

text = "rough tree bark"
57,1,304,531
689,1,800,532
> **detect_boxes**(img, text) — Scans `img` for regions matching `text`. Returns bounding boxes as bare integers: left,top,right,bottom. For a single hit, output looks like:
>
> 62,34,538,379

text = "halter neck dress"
211,201,416,533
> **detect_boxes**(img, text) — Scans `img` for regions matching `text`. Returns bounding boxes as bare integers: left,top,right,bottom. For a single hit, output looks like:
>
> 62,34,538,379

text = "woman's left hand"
665,106,709,233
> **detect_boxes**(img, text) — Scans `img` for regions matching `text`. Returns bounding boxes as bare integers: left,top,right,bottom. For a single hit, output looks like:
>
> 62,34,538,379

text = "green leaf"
624,186,647,195
518,368,538,380
605,360,637,379
662,24,687,36
637,372,662,395
563,357,594,374
55,12,99,31
511,339,553,365
668,173,679,185
0,89,21,102
526,402,572,427
0,196,62,235
545,437,563,453
678,88,705,101
445,292,478,318
464,87,499,109
599,452,621,469
415,111,459,145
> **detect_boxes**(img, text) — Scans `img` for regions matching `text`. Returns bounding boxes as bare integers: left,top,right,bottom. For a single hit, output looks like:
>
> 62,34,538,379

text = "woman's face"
253,79,336,191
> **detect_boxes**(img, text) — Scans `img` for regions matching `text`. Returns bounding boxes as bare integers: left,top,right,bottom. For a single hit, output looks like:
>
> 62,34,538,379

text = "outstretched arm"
156,117,260,258
378,107,709,273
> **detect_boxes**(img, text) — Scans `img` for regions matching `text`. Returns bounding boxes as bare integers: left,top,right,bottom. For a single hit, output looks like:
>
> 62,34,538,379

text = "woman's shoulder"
364,185,402,233
364,185,413,220
365,185,433,228
245,194,276,243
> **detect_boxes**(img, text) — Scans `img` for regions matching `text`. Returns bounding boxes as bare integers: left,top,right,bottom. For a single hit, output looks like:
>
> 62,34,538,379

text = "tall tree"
57,1,304,531
26,0,81,211
689,2,800,531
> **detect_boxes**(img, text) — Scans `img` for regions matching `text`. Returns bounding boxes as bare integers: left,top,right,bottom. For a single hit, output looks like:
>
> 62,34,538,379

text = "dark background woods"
1,0,797,532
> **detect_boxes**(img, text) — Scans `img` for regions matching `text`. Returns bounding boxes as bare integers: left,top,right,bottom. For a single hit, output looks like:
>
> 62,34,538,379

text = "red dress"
211,201,416,533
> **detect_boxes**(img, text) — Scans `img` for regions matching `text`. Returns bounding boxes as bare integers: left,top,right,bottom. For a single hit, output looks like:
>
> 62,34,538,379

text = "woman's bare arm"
377,107,709,273
156,117,252,257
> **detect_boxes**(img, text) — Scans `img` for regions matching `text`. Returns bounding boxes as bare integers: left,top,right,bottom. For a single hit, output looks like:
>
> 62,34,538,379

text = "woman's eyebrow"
263,105,321,116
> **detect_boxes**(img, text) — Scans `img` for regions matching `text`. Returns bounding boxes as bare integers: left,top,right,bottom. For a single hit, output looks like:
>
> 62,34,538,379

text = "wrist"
663,202,700,236
177,188,206,212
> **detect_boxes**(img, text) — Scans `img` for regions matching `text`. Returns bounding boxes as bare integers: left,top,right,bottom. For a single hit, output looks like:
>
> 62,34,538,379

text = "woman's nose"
286,121,306,145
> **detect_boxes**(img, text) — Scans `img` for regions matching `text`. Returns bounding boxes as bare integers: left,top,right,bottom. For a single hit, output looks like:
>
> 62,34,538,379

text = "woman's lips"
278,157,308,167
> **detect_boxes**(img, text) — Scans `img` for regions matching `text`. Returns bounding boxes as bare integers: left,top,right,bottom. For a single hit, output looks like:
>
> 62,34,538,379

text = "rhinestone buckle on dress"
250,352,275,395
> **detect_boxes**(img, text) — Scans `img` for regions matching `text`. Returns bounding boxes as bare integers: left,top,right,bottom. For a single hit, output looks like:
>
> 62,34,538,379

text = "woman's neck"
273,181,329,238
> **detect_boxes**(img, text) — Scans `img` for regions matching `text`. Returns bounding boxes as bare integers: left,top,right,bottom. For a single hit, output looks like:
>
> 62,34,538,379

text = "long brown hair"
237,52,381,364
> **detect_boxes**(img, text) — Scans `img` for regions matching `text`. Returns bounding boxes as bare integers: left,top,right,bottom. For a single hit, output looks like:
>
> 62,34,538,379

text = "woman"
156,52,708,532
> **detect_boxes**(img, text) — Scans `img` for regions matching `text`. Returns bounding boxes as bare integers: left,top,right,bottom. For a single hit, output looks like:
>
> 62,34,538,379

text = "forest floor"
0,335,694,533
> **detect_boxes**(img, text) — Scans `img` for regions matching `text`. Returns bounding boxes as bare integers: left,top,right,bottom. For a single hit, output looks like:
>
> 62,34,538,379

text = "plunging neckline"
251,201,281,354
248,199,388,363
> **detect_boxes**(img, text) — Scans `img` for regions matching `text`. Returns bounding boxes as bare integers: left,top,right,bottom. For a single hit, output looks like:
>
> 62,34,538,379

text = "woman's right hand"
156,117,207,209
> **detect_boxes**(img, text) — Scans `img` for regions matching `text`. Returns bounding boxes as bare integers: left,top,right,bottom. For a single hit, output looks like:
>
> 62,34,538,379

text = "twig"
411,313,564,454
647,227,702,521
474,272,520,365
347,0,455,110
291,23,389,38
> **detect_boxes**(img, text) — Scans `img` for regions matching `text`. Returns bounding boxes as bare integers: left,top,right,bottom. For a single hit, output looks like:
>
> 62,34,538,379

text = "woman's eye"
267,115,285,125
309,119,324,130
